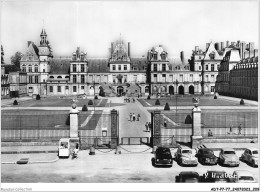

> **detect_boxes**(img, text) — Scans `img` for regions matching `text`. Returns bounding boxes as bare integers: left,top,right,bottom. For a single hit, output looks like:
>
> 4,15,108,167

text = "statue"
192,97,199,107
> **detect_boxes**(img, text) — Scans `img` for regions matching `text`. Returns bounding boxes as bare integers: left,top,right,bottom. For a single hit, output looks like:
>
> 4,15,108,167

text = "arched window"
28,65,32,72
22,65,26,72
65,76,69,78
49,76,54,79
145,86,149,93
57,76,62,79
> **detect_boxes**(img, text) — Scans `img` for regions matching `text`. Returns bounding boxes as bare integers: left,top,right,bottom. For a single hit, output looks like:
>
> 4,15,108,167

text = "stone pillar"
151,110,161,147
70,103,79,138
110,109,118,148
191,105,203,148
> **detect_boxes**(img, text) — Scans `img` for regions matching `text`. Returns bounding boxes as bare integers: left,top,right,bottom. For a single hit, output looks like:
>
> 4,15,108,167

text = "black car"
153,147,173,167
202,171,230,183
176,171,200,183
196,148,218,165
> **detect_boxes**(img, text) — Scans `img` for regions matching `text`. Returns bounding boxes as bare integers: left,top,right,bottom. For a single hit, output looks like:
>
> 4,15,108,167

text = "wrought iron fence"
1,112,111,141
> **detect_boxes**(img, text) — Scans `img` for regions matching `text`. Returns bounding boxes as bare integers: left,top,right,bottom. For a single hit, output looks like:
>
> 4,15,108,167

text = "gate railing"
120,137,150,145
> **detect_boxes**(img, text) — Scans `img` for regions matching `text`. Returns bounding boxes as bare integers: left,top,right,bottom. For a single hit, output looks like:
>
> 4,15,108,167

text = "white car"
240,148,258,167
232,170,256,183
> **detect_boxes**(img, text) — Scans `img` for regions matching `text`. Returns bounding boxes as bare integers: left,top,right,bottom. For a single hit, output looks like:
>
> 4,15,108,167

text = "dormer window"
161,53,166,60
209,52,215,60
153,54,157,60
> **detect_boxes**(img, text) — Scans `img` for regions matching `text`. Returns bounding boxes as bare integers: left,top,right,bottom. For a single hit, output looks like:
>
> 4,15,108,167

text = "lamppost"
93,80,95,112
175,79,179,120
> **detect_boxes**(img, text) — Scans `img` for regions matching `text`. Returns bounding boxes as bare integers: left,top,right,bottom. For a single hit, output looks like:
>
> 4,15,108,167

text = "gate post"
110,109,118,149
151,110,161,147
70,103,79,138
191,100,203,149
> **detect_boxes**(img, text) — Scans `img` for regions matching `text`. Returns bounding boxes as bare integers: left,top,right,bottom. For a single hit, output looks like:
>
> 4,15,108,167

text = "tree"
1,45,4,64
164,103,170,110
11,52,22,69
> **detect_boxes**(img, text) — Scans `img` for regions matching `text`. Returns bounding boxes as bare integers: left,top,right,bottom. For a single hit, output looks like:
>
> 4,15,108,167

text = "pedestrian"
129,113,132,122
208,129,213,137
132,113,136,121
238,124,242,134
148,122,151,131
137,114,140,121
164,120,167,128
229,125,233,133
145,122,149,131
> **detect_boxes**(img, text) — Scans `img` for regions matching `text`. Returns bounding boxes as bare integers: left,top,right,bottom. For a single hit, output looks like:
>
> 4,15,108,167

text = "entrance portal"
189,85,194,94
117,86,124,96
169,85,174,95
178,86,184,95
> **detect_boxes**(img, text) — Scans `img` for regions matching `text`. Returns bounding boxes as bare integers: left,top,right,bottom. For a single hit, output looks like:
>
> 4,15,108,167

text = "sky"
1,0,259,63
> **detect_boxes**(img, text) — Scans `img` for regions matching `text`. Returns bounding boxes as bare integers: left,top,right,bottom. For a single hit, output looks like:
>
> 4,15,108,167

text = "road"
1,148,258,183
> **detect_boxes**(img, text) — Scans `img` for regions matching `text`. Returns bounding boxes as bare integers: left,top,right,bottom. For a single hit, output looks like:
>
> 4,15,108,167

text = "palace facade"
4,28,258,99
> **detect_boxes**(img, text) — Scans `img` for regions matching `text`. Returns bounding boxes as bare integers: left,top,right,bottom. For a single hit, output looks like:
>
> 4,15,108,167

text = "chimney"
214,43,220,51
180,51,184,63
237,40,241,47
128,42,131,57
108,48,111,58
254,49,258,57
206,43,210,49
221,42,224,50
241,42,246,59
195,46,199,52
226,41,229,47
111,42,114,57
27,41,32,47
249,42,254,51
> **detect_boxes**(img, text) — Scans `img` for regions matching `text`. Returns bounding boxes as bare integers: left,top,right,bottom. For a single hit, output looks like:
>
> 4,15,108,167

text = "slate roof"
1,64,20,74
49,58,70,74
88,58,109,73
131,58,147,71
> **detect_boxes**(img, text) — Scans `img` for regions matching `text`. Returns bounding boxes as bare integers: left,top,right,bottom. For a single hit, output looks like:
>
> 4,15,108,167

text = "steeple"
40,28,47,45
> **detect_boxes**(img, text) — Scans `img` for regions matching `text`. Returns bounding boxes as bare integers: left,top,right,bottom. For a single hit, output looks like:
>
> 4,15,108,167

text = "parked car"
202,171,230,183
240,148,258,167
218,148,239,167
175,146,198,166
153,147,173,167
176,171,200,183
231,170,256,183
196,148,218,165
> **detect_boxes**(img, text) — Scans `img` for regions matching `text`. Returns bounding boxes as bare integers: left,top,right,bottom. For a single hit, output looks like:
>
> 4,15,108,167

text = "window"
81,86,84,90
153,54,157,60
199,66,201,70
22,65,26,72
124,65,127,70
162,64,166,71
211,64,214,71
29,76,33,83
102,130,107,137
81,64,85,72
180,74,183,82
161,54,166,60
133,66,138,70
154,74,157,82
43,79,45,83
57,76,62,79
217,65,220,70
211,75,214,82
35,65,38,72
81,75,85,83
190,74,193,82
112,65,116,70
58,86,61,92
73,86,77,92
205,75,209,82
65,86,69,90
211,86,215,92
35,76,38,83
206,65,208,70
43,69,45,73
73,64,77,72
29,65,32,72
154,64,158,71
50,86,53,92
73,75,77,83
118,65,121,70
